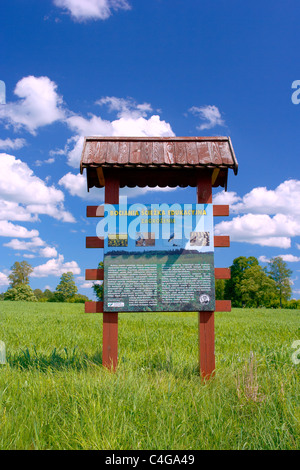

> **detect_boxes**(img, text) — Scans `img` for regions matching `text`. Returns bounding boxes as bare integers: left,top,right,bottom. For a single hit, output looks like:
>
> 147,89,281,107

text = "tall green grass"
0,302,299,449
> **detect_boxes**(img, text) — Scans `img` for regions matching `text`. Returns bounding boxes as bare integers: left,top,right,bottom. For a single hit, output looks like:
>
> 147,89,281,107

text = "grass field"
0,301,299,450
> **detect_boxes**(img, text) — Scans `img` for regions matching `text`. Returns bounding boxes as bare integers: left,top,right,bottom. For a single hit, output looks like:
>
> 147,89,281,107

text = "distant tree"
92,262,103,301
239,265,277,308
215,279,225,300
4,284,37,302
33,288,44,300
225,256,259,307
268,257,292,308
8,261,33,288
55,272,78,301
67,294,90,303
0,293,4,301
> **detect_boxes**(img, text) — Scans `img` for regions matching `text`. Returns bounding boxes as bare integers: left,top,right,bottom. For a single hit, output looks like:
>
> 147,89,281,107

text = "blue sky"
0,0,300,298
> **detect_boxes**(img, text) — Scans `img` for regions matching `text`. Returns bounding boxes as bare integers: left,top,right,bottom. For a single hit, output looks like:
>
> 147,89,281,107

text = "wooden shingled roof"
80,136,238,190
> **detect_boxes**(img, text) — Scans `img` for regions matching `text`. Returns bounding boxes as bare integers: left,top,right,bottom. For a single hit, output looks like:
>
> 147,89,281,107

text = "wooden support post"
197,170,215,379
103,172,119,371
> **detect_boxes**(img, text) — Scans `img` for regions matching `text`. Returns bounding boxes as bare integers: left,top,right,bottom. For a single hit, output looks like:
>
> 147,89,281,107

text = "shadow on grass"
7,347,102,372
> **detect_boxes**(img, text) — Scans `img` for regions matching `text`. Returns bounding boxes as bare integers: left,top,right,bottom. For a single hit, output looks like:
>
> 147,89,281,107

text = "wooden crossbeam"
86,204,229,218
214,236,230,247
85,267,230,281
85,269,104,281
85,300,231,314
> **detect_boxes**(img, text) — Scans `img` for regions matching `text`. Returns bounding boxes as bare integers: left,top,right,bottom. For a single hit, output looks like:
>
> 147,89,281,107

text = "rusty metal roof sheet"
80,136,238,190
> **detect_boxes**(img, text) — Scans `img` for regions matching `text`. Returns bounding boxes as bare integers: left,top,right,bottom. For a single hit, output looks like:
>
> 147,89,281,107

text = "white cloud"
0,272,9,287
214,179,300,248
0,221,39,239
213,190,241,206
258,255,270,263
3,237,45,251
214,213,300,248
96,96,153,119
0,76,65,134
189,105,225,130
32,254,81,278
63,105,174,168
39,246,58,258
3,237,58,259
0,153,75,223
53,0,131,22
229,179,300,216
0,138,27,150
276,254,300,263
59,171,178,200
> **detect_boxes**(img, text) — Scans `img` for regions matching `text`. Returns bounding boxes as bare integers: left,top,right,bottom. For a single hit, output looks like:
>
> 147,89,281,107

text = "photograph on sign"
103,203,215,312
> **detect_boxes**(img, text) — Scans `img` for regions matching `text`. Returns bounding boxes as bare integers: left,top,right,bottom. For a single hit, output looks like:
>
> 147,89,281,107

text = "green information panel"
103,203,215,312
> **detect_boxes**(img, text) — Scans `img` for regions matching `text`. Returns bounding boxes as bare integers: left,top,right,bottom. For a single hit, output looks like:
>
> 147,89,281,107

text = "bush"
4,284,37,302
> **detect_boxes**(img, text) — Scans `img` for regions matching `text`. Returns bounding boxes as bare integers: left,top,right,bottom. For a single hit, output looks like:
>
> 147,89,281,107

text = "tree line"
0,261,90,303
216,256,299,309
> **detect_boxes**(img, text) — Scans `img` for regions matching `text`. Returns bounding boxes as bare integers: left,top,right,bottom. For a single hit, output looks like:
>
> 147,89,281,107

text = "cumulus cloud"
63,98,174,168
189,105,225,130
59,171,178,200
0,221,39,239
0,138,27,150
214,179,300,248
0,153,74,223
0,76,65,134
32,254,81,278
0,272,9,287
3,237,58,258
53,0,131,22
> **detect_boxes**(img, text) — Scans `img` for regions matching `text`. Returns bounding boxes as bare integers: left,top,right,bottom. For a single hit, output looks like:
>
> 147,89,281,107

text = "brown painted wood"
163,142,175,164
118,141,130,164
214,236,230,247
208,142,222,165
186,141,199,165
174,142,187,164
129,141,141,164
140,141,153,164
85,269,104,281
102,173,119,371
152,141,165,164
213,205,229,216
198,311,215,380
196,142,212,164
86,206,104,217
215,300,231,312
106,141,119,164
86,236,104,248
85,301,103,313
103,312,118,370
214,268,231,280
197,170,212,204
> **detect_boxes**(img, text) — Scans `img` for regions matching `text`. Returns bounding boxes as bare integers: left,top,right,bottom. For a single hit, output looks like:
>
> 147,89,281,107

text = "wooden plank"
214,236,230,247
118,141,130,164
197,170,212,204
218,141,233,165
163,142,175,164
86,237,104,248
198,311,215,380
196,142,212,164
213,205,229,217
106,141,119,164
85,301,103,313
174,141,187,164
186,141,199,164
96,167,105,186
86,206,104,217
129,141,141,163
103,173,119,371
152,141,165,164
215,300,231,312
208,142,222,165
140,141,153,164
214,268,231,279
85,269,104,281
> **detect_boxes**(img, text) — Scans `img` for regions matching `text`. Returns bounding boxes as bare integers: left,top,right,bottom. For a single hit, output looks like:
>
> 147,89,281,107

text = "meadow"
0,301,299,450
